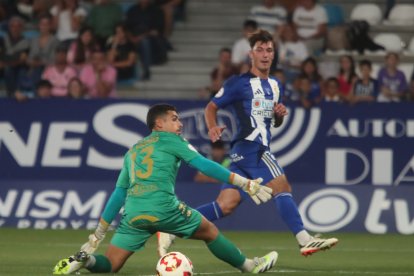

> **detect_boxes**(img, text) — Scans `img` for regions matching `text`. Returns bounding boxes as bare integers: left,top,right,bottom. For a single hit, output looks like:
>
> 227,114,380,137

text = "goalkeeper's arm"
81,186,127,254
188,155,273,205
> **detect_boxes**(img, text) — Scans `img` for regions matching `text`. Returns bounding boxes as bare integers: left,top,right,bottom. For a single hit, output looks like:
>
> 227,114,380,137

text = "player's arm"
205,101,226,142
189,155,273,205
81,158,130,254
273,103,288,128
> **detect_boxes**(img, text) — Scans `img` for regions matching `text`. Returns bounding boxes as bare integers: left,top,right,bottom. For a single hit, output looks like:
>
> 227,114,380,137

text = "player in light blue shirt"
159,30,338,257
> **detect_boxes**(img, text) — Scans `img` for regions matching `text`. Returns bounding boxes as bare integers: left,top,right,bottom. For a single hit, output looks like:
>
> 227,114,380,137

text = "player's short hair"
248,29,275,49
147,104,177,130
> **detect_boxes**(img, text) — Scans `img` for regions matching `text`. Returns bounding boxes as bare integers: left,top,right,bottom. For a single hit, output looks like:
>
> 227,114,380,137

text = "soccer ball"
156,251,193,276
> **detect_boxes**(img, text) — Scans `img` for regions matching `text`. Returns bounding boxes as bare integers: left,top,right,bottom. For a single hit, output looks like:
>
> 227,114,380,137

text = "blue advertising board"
0,99,413,233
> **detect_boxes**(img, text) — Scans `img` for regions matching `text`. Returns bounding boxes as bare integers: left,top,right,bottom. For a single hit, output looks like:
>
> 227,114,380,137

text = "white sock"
84,255,96,268
240,258,256,272
296,230,312,246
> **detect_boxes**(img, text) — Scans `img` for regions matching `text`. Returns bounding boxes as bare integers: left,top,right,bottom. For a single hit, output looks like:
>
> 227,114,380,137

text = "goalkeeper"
53,103,277,275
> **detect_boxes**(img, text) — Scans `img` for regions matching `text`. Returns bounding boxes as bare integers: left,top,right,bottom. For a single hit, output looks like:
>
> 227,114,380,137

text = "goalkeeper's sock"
85,255,112,273
207,233,245,268
273,193,306,236
196,201,223,221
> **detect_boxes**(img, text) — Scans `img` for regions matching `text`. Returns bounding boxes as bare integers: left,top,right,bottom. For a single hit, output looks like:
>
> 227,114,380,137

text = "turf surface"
0,228,412,275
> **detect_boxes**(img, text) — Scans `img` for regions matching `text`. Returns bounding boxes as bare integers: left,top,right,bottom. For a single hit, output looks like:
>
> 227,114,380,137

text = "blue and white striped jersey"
212,72,284,147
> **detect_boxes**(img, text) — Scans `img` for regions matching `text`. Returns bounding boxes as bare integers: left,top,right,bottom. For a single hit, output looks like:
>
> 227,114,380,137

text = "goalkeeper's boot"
251,251,278,274
157,232,176,257
300,236,338,256
53,251,89,274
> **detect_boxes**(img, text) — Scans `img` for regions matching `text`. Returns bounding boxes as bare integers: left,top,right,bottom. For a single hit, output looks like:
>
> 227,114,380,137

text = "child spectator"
106,23,137,81
67,77,85,99
377,52,408,102
36,79,52,98
349,60,378,104
299,57,323,96
323,77,340,102
67,27,98,72
79,50,117,98
337,55,357,101
299,75,321,108
42,47,77,97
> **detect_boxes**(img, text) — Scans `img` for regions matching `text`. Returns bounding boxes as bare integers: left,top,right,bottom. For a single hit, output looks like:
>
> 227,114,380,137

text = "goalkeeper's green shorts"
111,201,202,252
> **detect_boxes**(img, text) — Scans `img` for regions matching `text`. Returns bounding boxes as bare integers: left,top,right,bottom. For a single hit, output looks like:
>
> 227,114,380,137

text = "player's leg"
191,216,278,273
258,150,338,255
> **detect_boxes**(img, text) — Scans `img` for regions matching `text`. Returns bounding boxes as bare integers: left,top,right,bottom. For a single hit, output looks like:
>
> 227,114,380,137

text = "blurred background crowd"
0,0,413,106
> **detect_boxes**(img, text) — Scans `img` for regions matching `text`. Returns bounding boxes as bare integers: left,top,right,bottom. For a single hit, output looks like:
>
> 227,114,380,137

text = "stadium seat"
373,33,404,52
121,2,134,13
324,4,345,27
383,4,414,26
403,37,414,56
350,4,382,26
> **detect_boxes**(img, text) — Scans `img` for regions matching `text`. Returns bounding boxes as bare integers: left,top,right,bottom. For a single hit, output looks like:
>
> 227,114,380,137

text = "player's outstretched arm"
205,101,226,142
80,186,127,254
189,155,273,204
273,103,288,128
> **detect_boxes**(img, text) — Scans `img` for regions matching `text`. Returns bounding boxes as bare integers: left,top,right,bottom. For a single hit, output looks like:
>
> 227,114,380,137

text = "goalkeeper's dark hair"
248,29,275,49
146,104,177,130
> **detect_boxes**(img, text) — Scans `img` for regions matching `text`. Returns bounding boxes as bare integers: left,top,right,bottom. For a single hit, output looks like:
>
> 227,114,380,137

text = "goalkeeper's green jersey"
115,131,200,210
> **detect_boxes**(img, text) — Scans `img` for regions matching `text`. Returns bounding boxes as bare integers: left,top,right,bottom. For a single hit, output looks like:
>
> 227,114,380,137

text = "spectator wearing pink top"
80,50,117,98
41,47,77,97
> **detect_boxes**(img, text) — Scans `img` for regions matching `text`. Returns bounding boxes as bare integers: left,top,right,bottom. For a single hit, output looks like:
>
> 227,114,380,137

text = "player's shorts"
111,200,202,252
222,140,284,199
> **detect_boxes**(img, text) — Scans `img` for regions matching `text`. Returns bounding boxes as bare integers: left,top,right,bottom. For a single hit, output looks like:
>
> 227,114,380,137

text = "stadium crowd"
0,0,413,104
0,0,185,100
200,0,414,105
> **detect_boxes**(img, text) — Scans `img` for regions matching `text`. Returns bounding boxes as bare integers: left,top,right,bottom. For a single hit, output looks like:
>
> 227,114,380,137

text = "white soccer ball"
156,251,193,276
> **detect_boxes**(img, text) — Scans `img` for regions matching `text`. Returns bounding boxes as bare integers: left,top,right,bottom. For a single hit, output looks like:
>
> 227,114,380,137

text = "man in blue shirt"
159,30,338,257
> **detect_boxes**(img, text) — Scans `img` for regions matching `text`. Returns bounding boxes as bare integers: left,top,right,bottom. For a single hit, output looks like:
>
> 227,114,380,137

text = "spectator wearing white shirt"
248,0,287,34
293,0,327,55
231,20,257,68
50,0,87,45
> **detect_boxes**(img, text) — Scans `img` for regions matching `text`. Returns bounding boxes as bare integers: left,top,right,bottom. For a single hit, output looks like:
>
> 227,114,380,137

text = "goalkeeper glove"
80,219,108,254
230,174,273,205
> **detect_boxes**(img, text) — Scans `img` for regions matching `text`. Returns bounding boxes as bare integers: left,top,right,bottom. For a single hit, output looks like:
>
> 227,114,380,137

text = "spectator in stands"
86,0,123,48
284,76,302,103
15,0,51,24
67,77,86,99
154,0,183,39
126,0,167,80
299,57,323,97
248,0,287,34
106,23,137,81
194,141,231,183
377,52,408,102
80,50,117,98
50,0,87,45
293,0,327,55
231,20,257,69
337,55,357,101
277,23,308,83
42,47,77,97
199,48,238,99
3,16,30,98
67,26,98,72
36,79,52,98
299,75,321,108
349,59,378,104
323,77,340,102
27,15,59,90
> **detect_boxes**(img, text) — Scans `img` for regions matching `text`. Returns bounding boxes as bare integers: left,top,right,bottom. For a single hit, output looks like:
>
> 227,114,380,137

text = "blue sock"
273,193,304,235
196,201,224,221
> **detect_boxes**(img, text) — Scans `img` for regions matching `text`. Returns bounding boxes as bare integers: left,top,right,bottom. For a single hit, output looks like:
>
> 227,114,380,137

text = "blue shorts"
223,140,284,199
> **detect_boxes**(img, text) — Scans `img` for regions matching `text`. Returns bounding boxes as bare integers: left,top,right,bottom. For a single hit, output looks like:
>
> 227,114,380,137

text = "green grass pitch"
0,228,413,275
